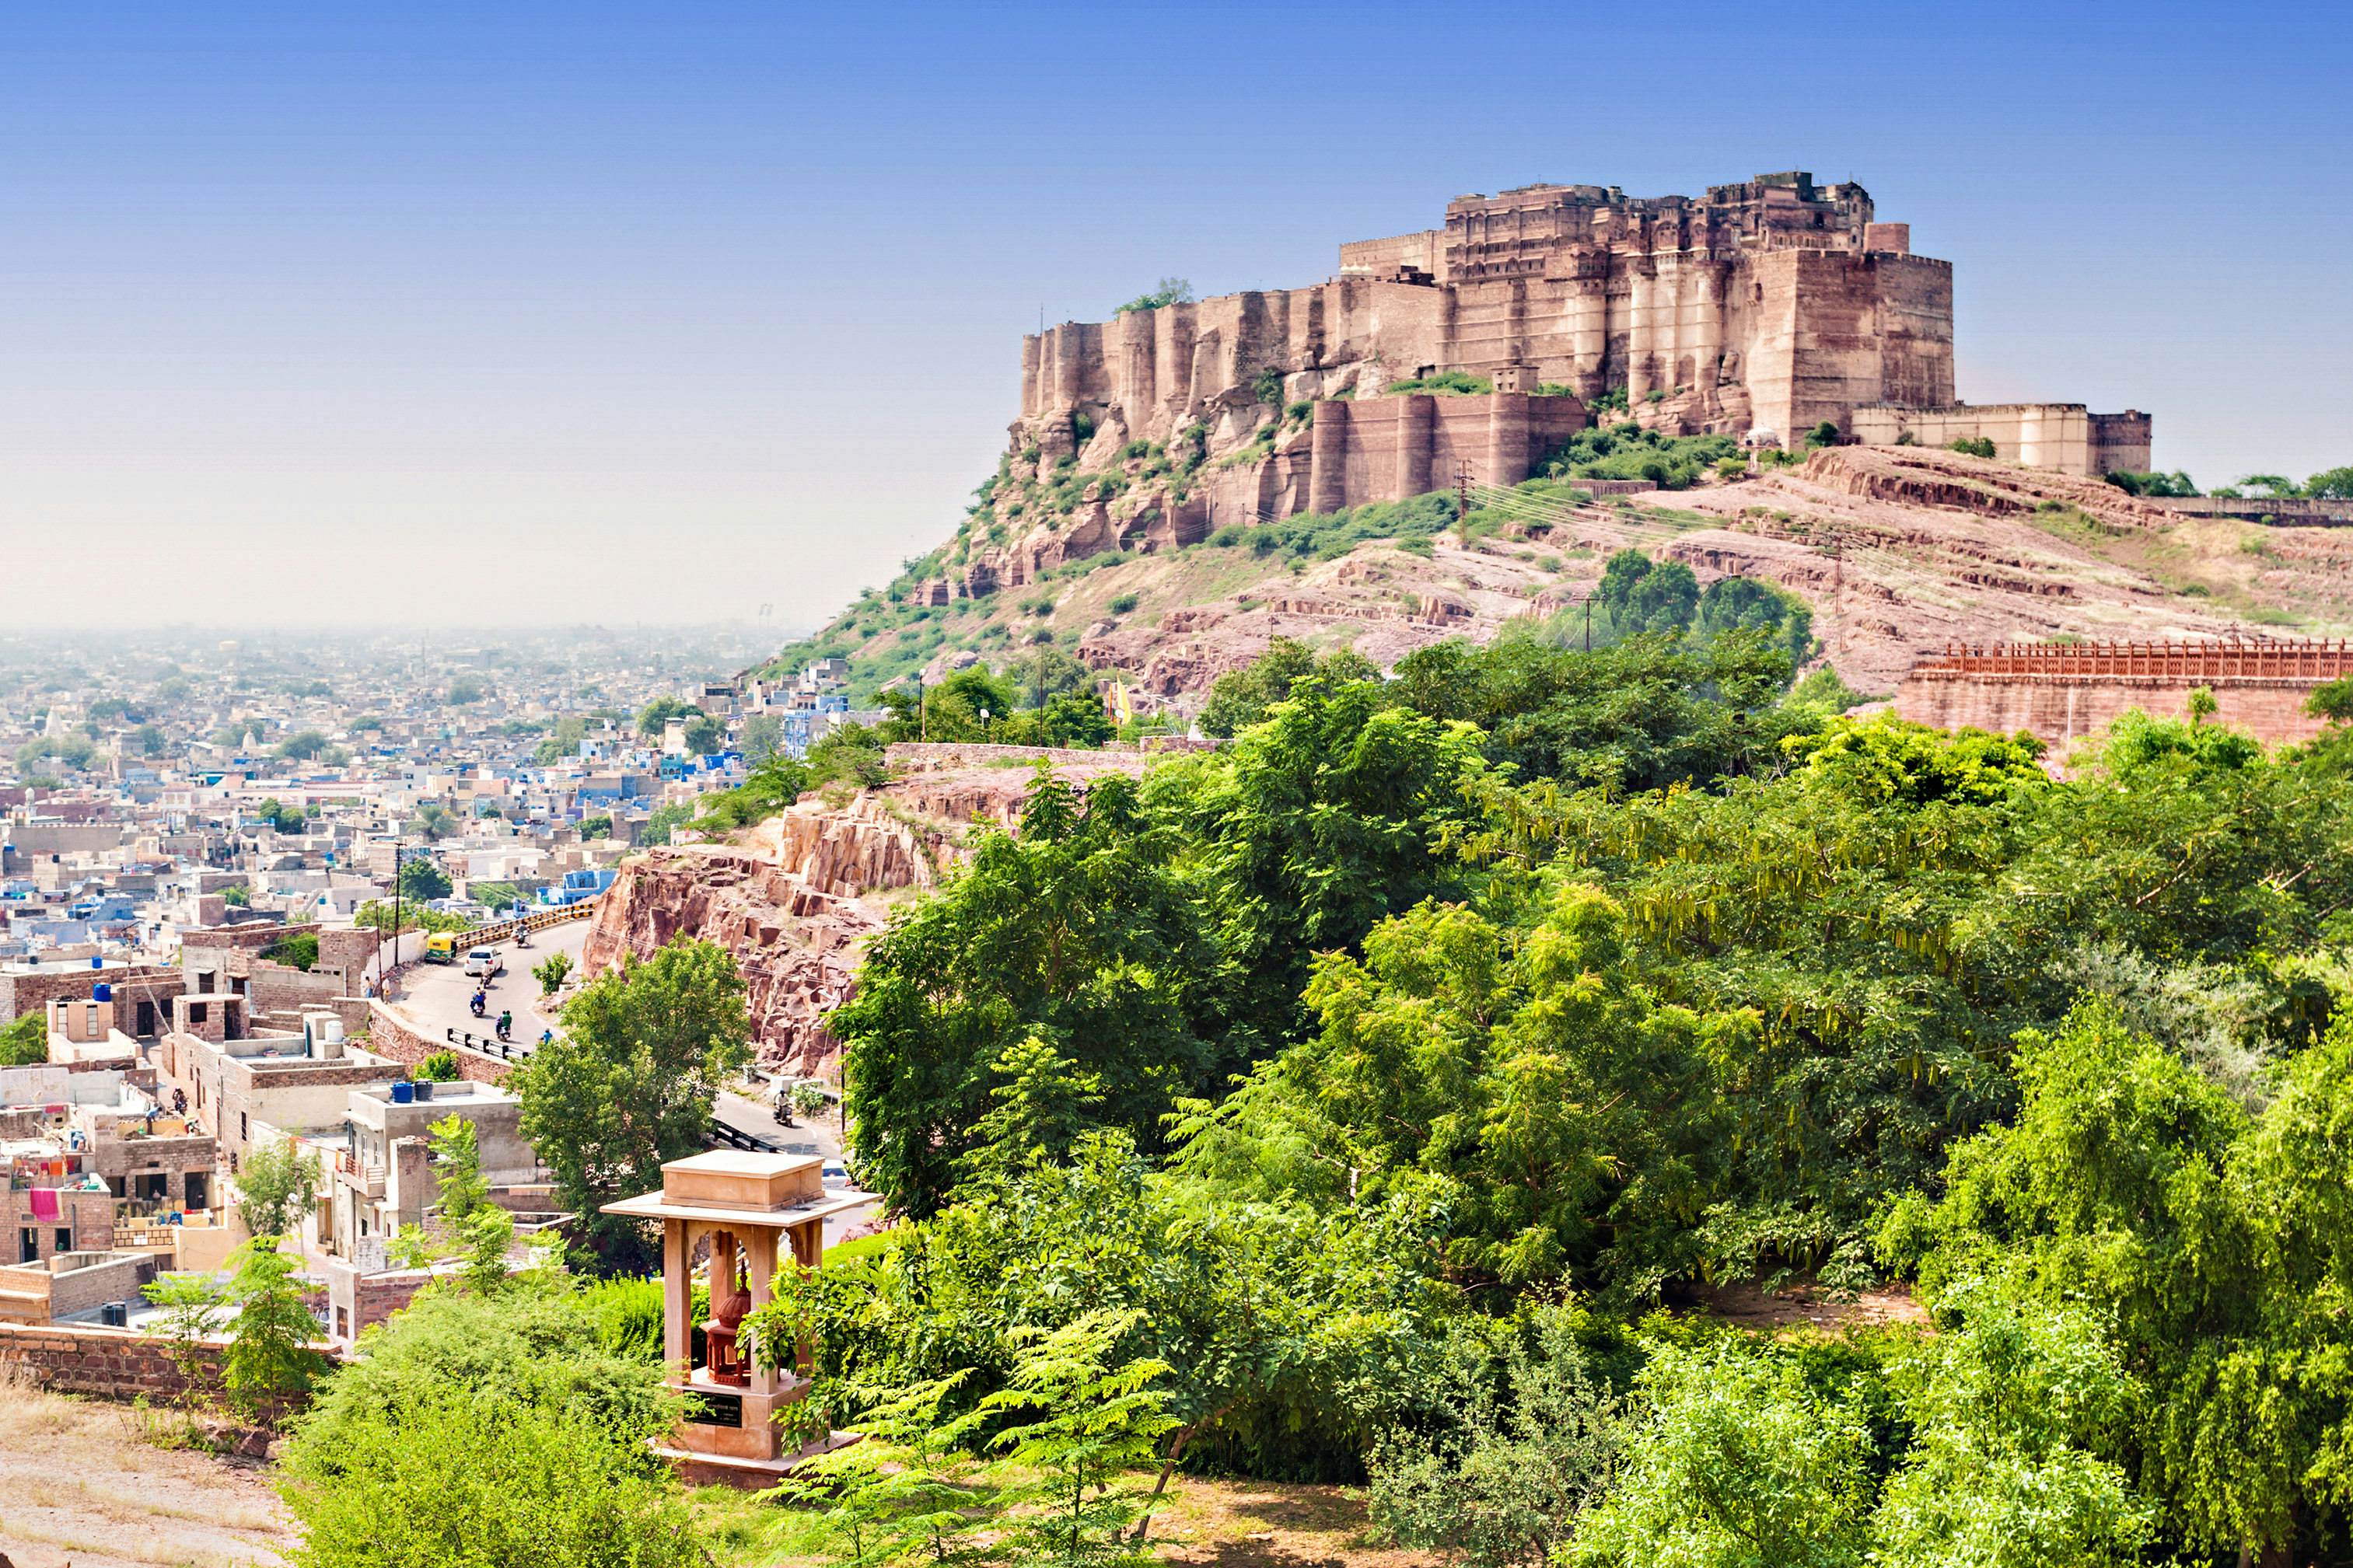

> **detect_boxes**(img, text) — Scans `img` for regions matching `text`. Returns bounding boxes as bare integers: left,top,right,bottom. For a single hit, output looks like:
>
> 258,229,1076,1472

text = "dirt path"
0,1379,294,1568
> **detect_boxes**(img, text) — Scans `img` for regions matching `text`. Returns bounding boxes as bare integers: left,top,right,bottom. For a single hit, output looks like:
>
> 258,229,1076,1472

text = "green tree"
513,938,750,1266
635,694,698,736
639,801,694,846
397,857,453,903
922,667,1021,739
836,774,1225,1217
220,1237,330,1424
417,1050,461,1081
276,1286,700,1568
0,1011,47,1067
1384,629,1811,789
739,713,785,767
691,754,810,834
2302,466,2353,500
234,1137,320,1240
534,948,574,997
1145,674,1487,1049
577,813,613,839
680,714,724,756
1368,1304,1624,1568
274,729,331,760
428,1112,491,1223
535,714,588,764
1196,637,1379,739
1881,1004,2353,1559
407,801,460,841
1176,887,1739,1296
141,1269,228,1437
950,1032,1106,1186
1115,277,1193,314
1566,1342,1872,1568
1869,1285,2155,1568
974,1310,1177,1565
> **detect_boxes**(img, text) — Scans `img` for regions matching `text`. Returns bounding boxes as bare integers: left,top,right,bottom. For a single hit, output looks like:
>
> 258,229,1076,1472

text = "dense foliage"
806,626,2353,1563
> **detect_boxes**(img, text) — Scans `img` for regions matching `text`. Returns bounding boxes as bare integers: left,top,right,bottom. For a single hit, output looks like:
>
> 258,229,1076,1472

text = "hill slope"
771,442,2353,712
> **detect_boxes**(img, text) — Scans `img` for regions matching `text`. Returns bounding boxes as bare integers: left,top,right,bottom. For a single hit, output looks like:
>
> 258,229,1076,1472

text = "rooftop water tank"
390,1081,414,1105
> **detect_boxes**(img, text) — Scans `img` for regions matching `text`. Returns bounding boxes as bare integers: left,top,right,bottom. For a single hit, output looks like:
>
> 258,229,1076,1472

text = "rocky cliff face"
576,751,1157,1080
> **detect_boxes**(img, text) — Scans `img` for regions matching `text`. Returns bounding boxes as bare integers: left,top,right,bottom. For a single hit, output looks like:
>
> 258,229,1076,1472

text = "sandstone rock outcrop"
576,749,1159,1080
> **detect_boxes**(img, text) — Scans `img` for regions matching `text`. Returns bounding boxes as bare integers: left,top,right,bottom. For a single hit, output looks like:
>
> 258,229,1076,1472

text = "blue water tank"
89,956,103,969
390,1081,415,1105
93,983,112,1002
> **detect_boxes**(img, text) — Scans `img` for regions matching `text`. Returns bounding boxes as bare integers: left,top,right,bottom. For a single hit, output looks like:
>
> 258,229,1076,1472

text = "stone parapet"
1894,640,2353,752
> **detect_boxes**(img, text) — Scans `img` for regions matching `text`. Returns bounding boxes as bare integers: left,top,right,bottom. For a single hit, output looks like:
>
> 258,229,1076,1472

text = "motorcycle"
469,992,487,1018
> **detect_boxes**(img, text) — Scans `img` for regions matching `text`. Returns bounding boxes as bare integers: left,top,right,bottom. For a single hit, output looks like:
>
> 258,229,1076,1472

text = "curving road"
386,917,879,1241
393,918,589,1062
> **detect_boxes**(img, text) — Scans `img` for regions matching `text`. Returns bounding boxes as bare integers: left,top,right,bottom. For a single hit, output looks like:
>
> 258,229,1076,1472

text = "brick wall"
0,1319,228,1402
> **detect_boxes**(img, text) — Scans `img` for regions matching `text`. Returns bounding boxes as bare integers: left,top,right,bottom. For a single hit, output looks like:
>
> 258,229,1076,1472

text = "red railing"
1911,639,2353,680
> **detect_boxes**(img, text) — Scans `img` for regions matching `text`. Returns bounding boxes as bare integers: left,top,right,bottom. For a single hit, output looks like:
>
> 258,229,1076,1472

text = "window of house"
17,1228,33,1263
54,1228,70,1253
239,1112,248,1141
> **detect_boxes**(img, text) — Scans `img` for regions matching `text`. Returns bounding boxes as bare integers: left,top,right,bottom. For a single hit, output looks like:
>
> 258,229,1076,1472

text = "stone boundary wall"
366,1001,514,1085
1895,641,2353,752
884,739,1221,773
0,1319,227,1402
2147,496,2353,527
1897,672,2334,753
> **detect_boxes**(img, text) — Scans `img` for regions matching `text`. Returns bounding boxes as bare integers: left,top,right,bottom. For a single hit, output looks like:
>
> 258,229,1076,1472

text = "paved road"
391,917,591,1062
388,918,880,1239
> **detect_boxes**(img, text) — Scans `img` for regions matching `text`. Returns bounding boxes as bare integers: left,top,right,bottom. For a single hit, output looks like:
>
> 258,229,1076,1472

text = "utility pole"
1454,463,1474,547
385,833,401,997
1829,532,1844,660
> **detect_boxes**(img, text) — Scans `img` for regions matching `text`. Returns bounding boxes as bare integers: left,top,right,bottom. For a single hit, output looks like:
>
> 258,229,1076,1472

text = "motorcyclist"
470,989,487,1017
495,1010,512,1042
538,1028,554,1047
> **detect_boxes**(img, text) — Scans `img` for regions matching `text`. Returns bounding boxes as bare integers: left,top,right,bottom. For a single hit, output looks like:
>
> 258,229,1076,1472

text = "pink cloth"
27,1187,61,1223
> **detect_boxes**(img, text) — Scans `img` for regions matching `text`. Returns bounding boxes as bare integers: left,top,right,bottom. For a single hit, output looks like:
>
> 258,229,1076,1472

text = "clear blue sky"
3,2,2345,632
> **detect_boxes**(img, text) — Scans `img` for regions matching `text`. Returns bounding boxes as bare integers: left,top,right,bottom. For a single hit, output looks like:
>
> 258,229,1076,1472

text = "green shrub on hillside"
1386,370,1493,396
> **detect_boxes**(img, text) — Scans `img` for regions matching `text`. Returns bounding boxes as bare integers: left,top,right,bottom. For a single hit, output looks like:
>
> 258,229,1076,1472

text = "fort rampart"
1894,641,2353,750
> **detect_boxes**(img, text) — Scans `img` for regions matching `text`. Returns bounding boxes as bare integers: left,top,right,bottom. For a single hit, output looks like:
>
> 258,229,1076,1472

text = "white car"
463,948,503,978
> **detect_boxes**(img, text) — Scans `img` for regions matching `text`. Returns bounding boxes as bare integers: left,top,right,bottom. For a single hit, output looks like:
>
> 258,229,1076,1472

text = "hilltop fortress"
1009,172,2148,545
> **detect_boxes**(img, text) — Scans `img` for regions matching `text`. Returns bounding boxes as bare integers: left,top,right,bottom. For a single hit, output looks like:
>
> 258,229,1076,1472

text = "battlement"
1896,640,2352,752
1437,170,1881,284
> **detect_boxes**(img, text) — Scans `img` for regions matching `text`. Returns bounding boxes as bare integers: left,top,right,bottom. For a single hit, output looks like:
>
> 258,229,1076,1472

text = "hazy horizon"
5,2,2348,634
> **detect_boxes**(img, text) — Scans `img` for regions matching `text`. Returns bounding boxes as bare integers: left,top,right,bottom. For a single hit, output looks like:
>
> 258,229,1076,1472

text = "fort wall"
1895,641,2353,750
1851,405,2154,479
